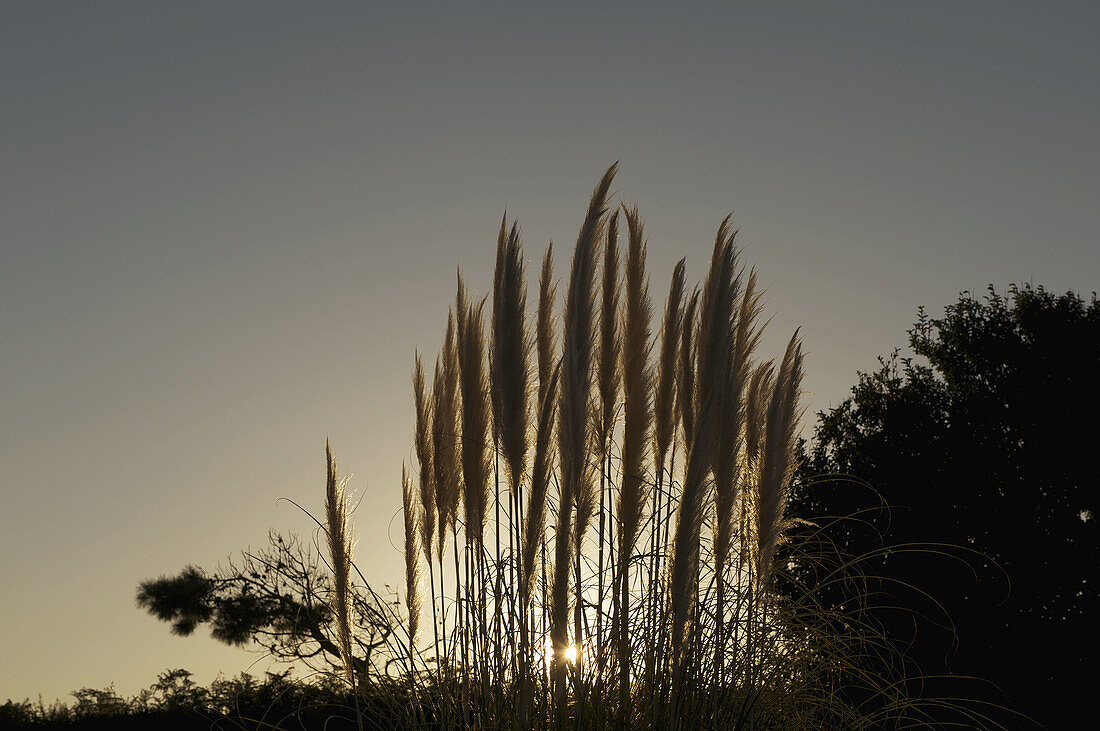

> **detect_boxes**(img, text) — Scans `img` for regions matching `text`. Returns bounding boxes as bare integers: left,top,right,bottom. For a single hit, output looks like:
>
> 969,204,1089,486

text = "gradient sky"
3,1,1098,704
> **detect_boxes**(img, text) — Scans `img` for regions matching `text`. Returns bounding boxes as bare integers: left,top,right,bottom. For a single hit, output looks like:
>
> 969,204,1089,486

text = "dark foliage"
134,567,214,637
136,531,398,680
0,668,394,730
792,284,1098,729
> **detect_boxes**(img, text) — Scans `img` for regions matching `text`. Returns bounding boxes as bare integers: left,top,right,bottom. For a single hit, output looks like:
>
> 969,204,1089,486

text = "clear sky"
3,1,1098,704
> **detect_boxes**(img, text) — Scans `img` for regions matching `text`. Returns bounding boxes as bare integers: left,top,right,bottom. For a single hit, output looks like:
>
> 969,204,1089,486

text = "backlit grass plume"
459,297,492,551
402,463,423,645
433,311,461,559
678,287,701,445
554,163,616,693
323,441,355,686
413,354,435,564
596,210,621,456
668,220,739,706
491,216,531,493
756,331,805,588
615,204,653,709
653,258,686,470
537,243,557,411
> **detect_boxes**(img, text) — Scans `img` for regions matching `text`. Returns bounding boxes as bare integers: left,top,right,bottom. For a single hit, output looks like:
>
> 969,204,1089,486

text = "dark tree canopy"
794,284,1098,728
136,531,399,681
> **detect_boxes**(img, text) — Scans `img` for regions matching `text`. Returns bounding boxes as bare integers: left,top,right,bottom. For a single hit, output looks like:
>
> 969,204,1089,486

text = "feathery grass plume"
739,358,774,582
617,205,654,564
687,217,740,600
678,287,701,446
455,271,469,362
430,358,448,549
460,298,492,549
616,205,654,703
552,163,617,675
415,353,443,674
324,441,356,686
653,259,686,468
596,211,621,454
413,353,436,563
537,243,558,410
433,312,462,558
522,364,560,607
645,257,684,694
714,269,764,573
736,268,766,355
756,331,804,587
712,266,764,696
490,215,506,445
402,463,423,644
489,215,530,697
695,215,741,424
594,209,620,673
490,217,531,492
668,220,739,677
745,359,775,469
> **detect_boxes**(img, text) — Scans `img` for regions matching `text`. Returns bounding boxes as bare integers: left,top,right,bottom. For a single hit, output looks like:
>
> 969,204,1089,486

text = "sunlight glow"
541,638,581,666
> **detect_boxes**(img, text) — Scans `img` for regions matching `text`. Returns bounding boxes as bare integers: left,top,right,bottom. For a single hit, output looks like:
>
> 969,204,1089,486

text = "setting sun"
542,638,581,666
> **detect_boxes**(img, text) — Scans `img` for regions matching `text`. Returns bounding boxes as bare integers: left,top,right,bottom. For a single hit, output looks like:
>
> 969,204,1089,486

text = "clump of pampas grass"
315,165,953,729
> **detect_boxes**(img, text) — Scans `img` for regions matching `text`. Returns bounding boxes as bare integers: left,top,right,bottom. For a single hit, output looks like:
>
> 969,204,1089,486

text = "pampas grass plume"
402,463,423,643
324,441,356,685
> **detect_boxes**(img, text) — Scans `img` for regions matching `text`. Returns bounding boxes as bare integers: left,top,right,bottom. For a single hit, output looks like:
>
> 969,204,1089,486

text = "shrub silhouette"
795,284,1098,729
137,531,399,679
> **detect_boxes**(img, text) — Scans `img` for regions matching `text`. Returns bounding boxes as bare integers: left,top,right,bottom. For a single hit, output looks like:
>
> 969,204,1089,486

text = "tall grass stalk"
595,211,620,681
613,204,653,722
555,163,616,710
323,443,364,731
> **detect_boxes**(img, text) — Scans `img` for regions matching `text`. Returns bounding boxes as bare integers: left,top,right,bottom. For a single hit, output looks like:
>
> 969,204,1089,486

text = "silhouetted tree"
132,669,207,713
70,686,129,720
793,284,1098,728
137,531,399,681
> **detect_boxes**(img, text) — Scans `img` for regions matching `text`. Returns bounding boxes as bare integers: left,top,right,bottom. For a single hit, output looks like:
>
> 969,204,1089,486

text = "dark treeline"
0,668,398,730
791,283,1097,729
